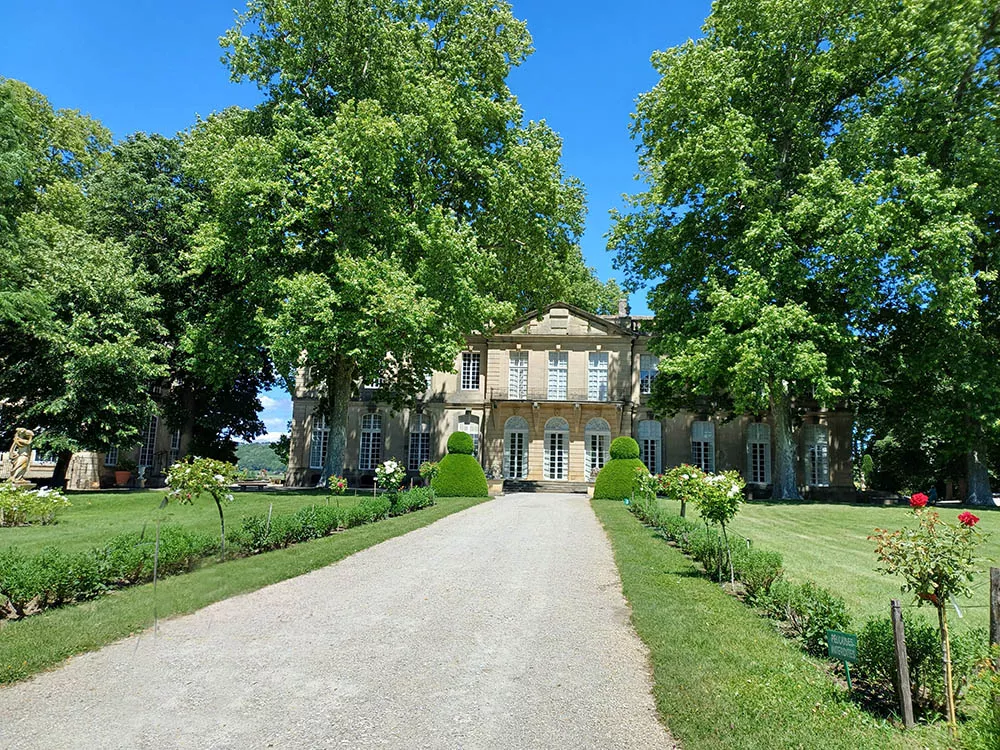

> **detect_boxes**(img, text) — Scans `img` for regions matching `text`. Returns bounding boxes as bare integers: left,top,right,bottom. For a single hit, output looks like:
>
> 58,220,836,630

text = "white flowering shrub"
0,484,71,526
374,459,406,493
165,457,238,556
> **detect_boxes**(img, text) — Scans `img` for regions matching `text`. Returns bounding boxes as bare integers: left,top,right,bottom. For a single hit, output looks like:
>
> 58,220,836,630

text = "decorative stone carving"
8,428,34,483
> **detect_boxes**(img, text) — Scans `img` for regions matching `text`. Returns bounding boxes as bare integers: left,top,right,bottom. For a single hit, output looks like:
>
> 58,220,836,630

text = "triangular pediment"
499,302,632,338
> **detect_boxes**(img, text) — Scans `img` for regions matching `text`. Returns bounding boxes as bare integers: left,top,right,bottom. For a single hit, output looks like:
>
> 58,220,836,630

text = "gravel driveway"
0,493,676,749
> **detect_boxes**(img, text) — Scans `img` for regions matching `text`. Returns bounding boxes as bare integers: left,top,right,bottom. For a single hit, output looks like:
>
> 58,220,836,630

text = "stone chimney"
617,298,630,317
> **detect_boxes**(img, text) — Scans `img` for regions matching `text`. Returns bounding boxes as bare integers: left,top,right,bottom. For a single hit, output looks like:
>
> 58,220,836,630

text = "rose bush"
0,485,71,527
165,457,239,557
870,494,986,736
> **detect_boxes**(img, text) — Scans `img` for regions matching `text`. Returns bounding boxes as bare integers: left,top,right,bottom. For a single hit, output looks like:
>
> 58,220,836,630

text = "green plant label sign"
826,629,857,663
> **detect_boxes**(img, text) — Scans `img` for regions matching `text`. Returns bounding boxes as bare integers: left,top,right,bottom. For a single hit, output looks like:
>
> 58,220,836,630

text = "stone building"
286,303,854,498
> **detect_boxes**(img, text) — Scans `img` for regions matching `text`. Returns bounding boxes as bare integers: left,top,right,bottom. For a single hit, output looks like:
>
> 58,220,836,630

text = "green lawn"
593,498,949,750
0,495,486,684
2,488,372,555
671,497,998,634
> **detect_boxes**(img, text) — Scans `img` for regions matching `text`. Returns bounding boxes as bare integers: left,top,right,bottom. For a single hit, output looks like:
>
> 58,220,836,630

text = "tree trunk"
50,449,73,489
320,357,354,486
966,442,994,506
771,393,802,500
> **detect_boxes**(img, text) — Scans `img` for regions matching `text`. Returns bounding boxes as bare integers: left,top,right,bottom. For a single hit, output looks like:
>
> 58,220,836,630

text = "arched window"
543,417,569,480
408,415,431,471
504,416,529,479
585,418,611,481
458,413,481,458
804,423,830,487
746,423,771,484
359,413,382,471
691,421,715,473
638,420,661,474
310,414,330,469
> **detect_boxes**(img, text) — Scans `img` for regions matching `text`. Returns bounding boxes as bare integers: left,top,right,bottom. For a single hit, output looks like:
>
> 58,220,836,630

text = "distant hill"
236,442,287,473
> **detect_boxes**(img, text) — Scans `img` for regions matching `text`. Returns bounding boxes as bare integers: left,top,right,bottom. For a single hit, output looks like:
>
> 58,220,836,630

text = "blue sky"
1,0,713,440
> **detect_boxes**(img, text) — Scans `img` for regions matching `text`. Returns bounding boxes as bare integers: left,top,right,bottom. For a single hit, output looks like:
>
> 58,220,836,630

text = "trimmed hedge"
0,488,439,621
610,436,640,459
432,431,488,497
432,454,488,497
593,457,645,500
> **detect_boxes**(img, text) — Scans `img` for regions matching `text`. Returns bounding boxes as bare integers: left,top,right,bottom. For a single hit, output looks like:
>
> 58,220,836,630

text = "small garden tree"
870,493,985,737
166,457,239,558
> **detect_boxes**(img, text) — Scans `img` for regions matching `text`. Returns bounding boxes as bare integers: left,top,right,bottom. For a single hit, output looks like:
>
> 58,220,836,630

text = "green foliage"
0,485,71,526
166,456,240,556
733,547,784,605
593,457,645,501
611,0,1000,501
0,526,217,618
446,431,475,455
236,442,287,473
418,461,439,481
431,454,488,498
609,436,640,459
963,646,1000,750
186,1,611,478
0,79,167,459
761,580,851,656
871,508,985,608
856,613,942,711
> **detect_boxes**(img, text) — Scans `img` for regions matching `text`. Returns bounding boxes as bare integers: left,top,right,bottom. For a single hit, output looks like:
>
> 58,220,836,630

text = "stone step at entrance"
503,480,591,494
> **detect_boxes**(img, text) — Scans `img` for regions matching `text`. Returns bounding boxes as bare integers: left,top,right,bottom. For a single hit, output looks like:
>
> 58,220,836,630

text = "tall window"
359,413,383,471
746,423,771,484
639,354,658,395
459,414,480,457
508,351,528,399
638,420,661,474
104,447,119,467
139,415,158,467
548,351,568,400
408,415,431,471
170,430,182,464
585,418,611,481
588,352,609,402
691,421,715,473
504,416,529,479
309,414,330,470
804,423,830,487
461,352,480,390
543,417,569,480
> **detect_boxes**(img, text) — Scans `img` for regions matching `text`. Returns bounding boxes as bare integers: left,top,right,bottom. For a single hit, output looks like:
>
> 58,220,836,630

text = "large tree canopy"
188,0,612,482
0,78,165,472
612,0,996,500
86,133,273,461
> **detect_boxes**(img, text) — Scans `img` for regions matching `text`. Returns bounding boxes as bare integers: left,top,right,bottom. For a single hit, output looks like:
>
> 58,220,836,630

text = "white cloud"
259,394,284,410
244,432,285,445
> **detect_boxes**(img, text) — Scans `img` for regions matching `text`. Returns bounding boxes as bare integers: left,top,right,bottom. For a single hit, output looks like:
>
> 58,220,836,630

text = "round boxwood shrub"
594,437,645,501
447,431,475,455
610,436,640,459
431,432,488,497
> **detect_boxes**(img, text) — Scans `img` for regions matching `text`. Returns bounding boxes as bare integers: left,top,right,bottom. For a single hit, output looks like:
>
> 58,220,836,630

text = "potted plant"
113,457,138,487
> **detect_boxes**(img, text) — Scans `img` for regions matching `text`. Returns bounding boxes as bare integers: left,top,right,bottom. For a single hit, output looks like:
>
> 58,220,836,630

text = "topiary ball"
609,436,640,460
447,431,475,455
593,457,645,501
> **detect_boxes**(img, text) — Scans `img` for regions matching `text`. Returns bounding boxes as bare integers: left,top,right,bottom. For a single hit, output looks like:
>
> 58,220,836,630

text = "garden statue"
8,428,35,483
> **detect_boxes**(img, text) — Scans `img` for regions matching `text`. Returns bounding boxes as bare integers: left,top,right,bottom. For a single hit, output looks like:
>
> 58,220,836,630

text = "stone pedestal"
67,451,101,490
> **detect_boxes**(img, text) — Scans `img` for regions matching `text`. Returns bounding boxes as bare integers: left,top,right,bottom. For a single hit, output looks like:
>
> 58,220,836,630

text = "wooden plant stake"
991,567,1000,666
891,599,915,729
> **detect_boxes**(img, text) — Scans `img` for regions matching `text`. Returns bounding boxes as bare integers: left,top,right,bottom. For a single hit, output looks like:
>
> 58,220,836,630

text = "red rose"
958,511,980,527
910,493,929,508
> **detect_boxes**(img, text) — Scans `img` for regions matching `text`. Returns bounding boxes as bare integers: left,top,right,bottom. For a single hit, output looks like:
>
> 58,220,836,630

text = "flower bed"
0,485,71,527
